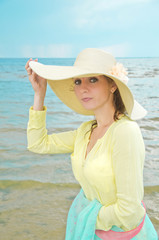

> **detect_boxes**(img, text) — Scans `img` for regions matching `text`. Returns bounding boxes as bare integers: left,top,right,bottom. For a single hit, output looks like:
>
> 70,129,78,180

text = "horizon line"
0,56,159,59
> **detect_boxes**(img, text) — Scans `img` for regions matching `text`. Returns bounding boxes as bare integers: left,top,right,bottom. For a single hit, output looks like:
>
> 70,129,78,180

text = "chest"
85,126,110,159
72,126,114,175
71,134,114,192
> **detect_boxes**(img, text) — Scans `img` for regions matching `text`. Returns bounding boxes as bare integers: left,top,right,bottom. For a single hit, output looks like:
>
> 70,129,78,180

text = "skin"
73,76,117,156
25,59,117,156
25,58,47,111
74,76,117,122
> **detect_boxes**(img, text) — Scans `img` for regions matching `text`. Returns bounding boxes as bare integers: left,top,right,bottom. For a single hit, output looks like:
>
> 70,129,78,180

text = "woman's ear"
110,83,117,93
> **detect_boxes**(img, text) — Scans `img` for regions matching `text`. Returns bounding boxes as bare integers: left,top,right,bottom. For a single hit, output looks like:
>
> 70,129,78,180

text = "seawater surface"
0,57,159,239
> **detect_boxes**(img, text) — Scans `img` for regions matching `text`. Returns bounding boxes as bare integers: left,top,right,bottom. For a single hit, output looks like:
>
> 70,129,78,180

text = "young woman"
25,48,158,239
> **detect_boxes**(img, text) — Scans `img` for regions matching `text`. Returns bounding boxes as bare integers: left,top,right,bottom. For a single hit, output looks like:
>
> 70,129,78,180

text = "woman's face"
73,75,117,113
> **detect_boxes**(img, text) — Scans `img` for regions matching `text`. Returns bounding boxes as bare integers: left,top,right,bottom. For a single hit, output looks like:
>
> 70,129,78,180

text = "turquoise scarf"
65,189,101,240
65,189,158,240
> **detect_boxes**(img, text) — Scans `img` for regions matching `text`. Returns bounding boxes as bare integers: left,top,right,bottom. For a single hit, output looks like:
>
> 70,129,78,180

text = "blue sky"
0,0,159,58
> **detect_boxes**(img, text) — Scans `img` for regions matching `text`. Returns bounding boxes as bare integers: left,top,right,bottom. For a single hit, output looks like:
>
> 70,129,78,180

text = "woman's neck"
94,104,115,128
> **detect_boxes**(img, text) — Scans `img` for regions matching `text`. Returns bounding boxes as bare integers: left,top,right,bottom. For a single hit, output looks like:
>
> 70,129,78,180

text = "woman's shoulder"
116,115,138,126
110,115,145,151
112,115,141,138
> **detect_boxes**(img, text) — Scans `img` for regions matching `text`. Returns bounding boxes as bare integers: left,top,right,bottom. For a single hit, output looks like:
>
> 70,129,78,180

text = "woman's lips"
82,97,92,102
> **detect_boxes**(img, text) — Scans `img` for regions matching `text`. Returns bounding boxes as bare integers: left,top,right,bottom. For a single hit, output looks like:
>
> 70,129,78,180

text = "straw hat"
29,48,147,120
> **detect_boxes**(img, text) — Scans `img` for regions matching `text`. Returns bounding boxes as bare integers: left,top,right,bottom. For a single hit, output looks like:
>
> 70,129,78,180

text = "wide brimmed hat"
29,48,147,120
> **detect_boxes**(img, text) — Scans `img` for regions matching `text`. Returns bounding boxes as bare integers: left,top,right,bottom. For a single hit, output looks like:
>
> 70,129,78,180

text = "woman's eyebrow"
73,77,81,80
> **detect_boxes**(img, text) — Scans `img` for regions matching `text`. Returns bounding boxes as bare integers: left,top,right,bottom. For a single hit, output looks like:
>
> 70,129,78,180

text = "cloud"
74,0,152,14
21,44,73,58
47,44,73,58
72,0,152,28
97,43,131,57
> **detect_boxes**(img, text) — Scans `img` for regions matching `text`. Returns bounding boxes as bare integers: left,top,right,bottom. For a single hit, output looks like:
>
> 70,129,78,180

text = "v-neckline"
84,128,94,161
84,120,115,161
83,115,125,162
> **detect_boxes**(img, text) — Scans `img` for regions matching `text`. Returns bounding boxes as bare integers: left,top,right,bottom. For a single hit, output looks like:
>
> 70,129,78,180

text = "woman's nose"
79,81,88,93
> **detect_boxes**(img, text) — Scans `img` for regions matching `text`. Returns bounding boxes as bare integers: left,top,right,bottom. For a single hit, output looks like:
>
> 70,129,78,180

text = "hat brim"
29,61,147,120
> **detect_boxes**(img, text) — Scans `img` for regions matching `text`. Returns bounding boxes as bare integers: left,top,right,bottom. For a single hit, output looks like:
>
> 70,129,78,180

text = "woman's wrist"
33,93,45,111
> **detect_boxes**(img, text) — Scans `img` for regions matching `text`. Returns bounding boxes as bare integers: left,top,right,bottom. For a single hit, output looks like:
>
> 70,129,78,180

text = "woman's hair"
86,75,126,136
90,76,126,131
105,76,126,121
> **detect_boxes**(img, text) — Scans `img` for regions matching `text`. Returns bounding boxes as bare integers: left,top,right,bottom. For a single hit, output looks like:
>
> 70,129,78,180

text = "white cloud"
21,45,33,58
74,0,152,14
73,0,152,28
0,45,5,57
47,44,73,58
21,44,73,58
98,43,131,57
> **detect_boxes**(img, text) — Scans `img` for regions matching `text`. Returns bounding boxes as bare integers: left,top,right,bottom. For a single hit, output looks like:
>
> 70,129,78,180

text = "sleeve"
96,121,146,231
27,106,77,154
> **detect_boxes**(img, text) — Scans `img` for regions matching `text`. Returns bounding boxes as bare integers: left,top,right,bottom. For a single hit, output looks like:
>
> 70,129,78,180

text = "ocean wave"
0,179,80,190
0,127,26,133
149,117,159,121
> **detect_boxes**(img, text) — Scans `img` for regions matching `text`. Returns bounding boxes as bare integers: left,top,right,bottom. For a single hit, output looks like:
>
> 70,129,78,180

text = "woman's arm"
27,106,77,154
26,59,77,154
96,121,145,231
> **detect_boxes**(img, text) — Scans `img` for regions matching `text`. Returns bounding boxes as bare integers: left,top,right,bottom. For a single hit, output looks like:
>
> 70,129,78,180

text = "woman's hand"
25,58,47,110
25,58,47,97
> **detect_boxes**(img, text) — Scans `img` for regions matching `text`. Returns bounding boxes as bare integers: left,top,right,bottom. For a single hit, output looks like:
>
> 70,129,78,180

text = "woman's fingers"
25,58,38,75
27,67,32,76
25,58,47,96
25,58,32,70
25,59,32,76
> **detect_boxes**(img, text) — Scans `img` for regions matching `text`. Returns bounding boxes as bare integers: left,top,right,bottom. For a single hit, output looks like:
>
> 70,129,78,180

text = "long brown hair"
89,76,126,132
105,76,126,121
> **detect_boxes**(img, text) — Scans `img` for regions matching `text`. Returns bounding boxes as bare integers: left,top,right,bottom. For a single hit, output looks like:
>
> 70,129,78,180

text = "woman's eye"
90,77,98,83
74,79,81,85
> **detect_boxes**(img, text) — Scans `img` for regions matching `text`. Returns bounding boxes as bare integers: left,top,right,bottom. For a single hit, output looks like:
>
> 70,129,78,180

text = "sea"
0,57,159,239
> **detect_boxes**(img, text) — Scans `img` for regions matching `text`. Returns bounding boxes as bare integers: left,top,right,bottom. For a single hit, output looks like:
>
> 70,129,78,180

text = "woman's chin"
82,105,95,112
81,103,96,111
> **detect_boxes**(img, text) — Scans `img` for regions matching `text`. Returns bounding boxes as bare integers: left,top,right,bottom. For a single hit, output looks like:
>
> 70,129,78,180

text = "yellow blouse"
27,106,145,231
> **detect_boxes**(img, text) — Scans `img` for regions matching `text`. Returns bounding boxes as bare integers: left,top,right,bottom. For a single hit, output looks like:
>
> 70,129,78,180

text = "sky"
0,0,159,58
